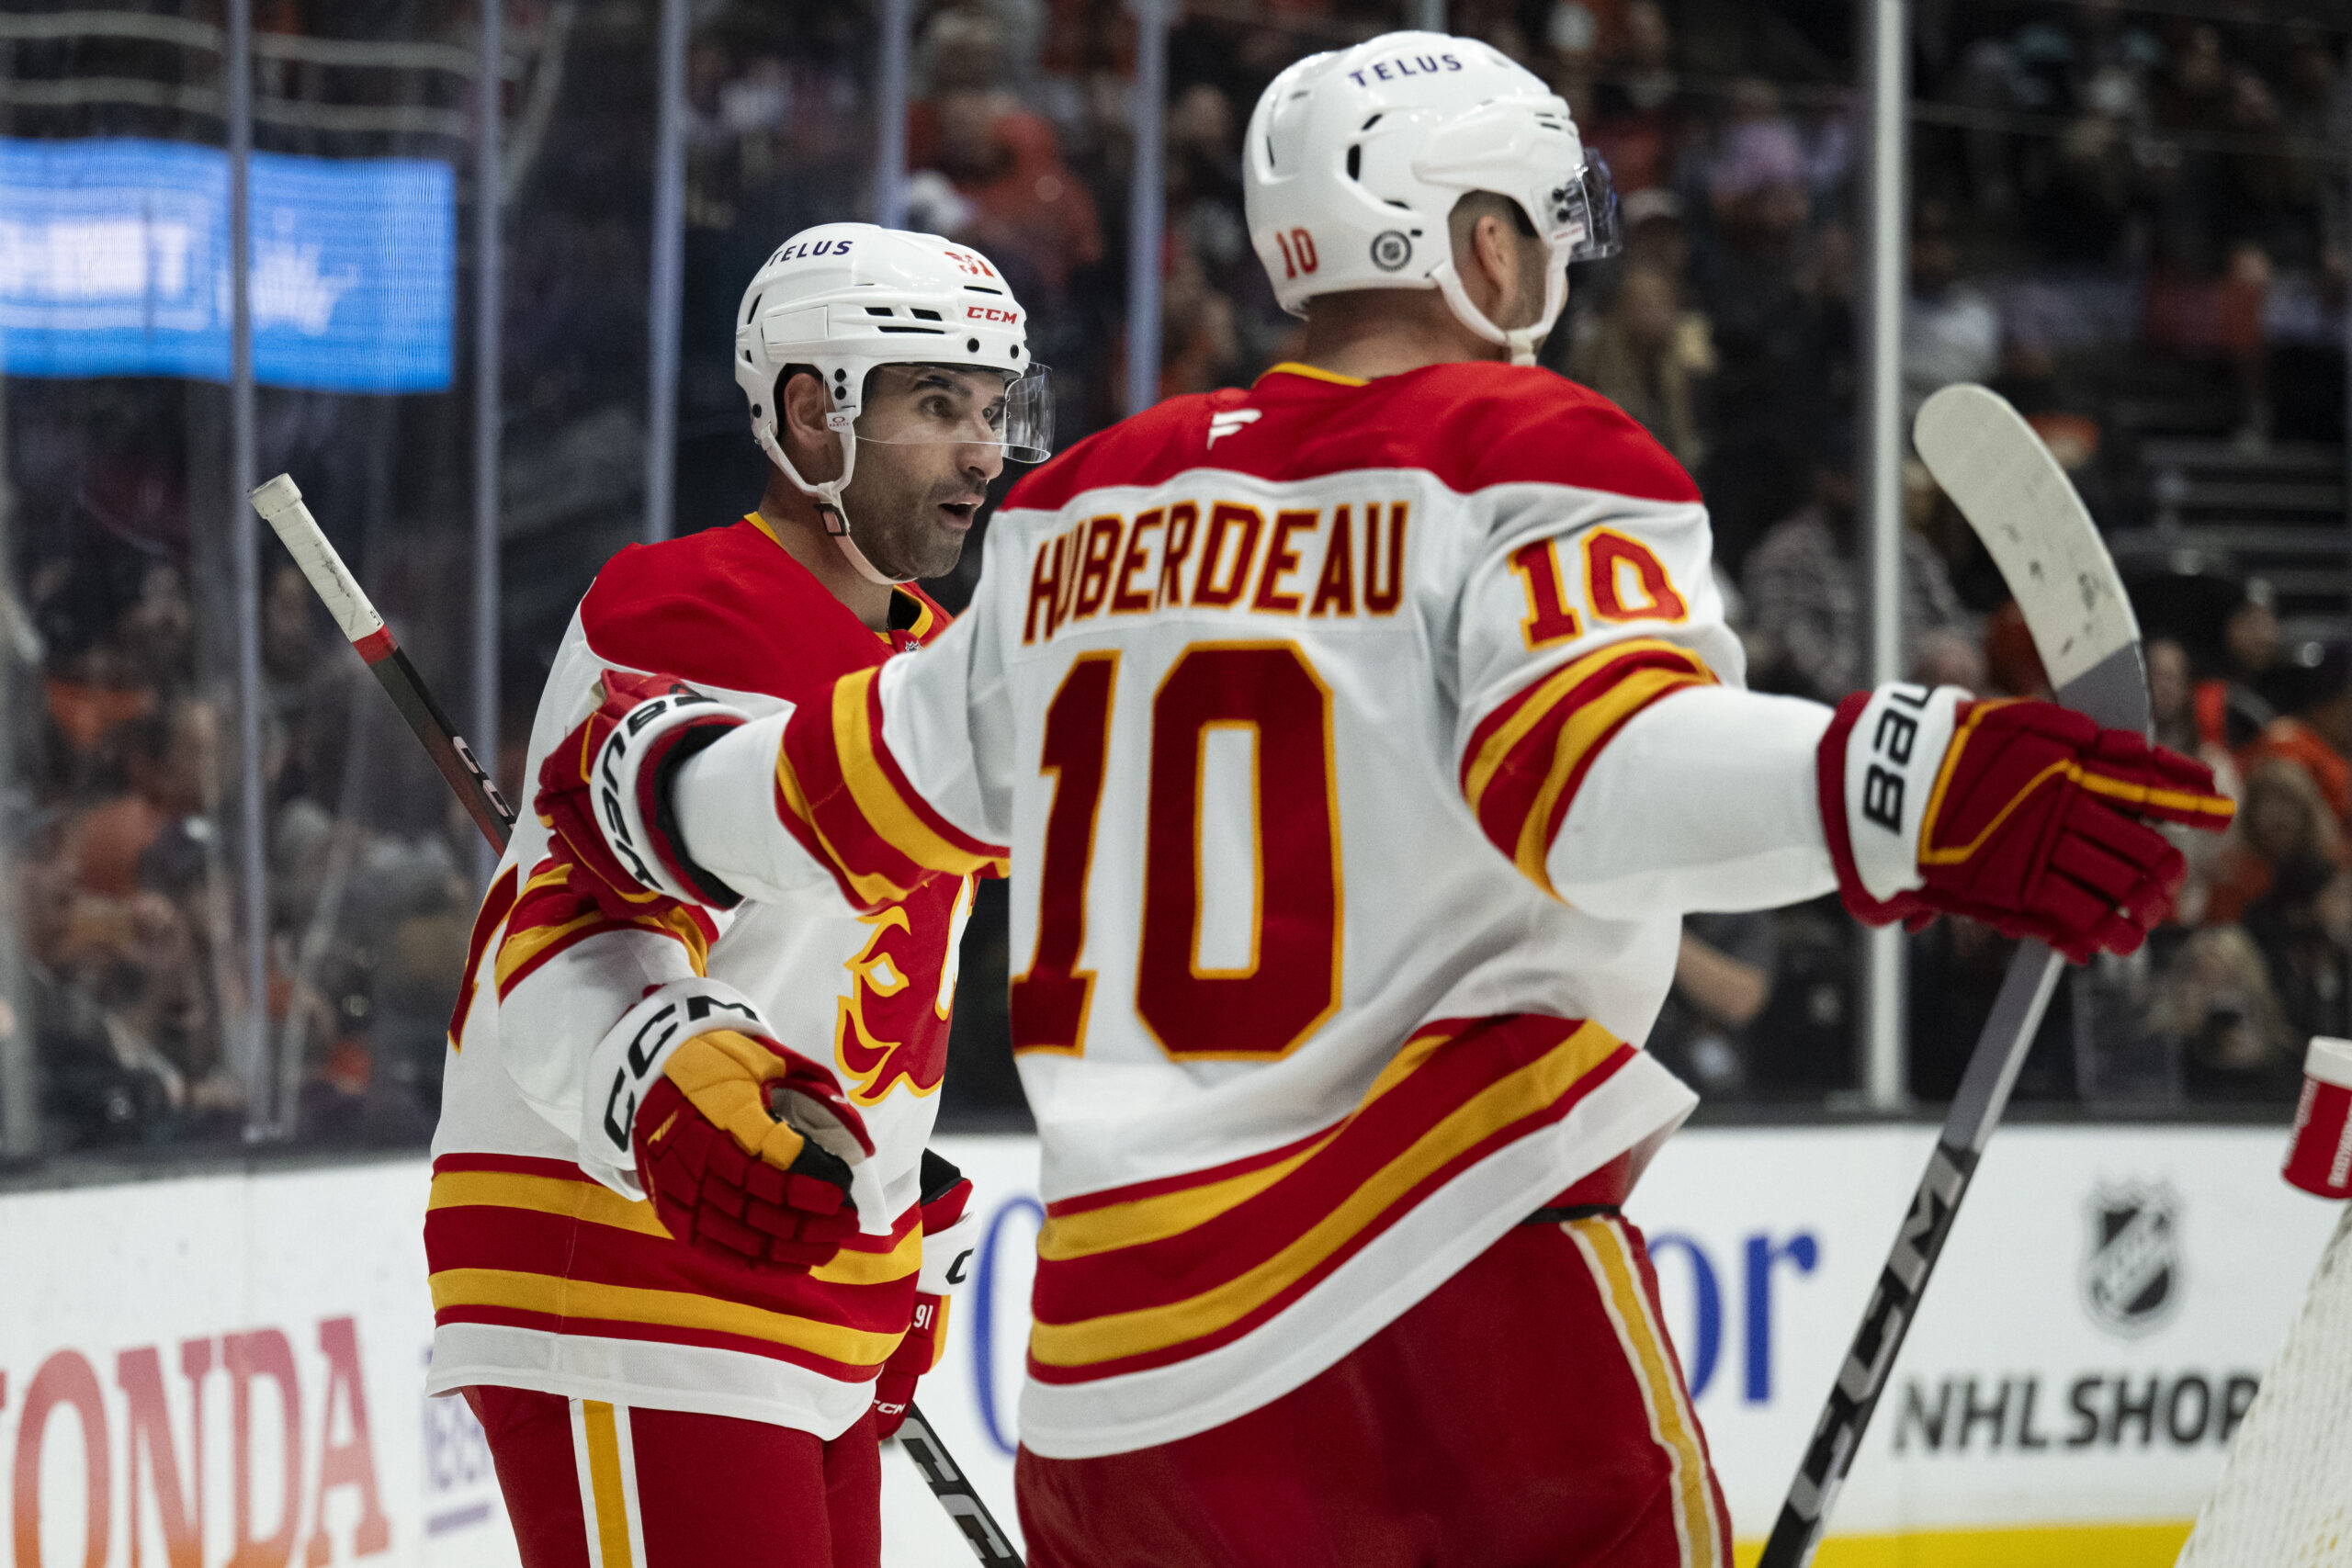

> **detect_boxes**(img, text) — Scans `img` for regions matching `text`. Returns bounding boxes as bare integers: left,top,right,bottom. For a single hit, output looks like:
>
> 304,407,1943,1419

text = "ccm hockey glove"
537,669,748,920
1819,683,2233,963
637,1028,875,1270
872,1151,978,1440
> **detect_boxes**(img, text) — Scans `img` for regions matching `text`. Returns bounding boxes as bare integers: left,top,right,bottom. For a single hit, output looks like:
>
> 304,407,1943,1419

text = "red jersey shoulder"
1005,389,1240,513
580,520,899,702
1393,364,1700,502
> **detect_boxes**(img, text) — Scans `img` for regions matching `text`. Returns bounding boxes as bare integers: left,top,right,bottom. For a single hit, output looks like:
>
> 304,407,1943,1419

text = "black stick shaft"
367,645,516,851
1758,944,2064,1568
897,1408,1027,1566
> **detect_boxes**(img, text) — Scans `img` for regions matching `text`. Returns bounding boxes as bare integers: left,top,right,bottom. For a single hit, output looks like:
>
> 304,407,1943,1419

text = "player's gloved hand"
536,668,748,920
1819,682,2234,963
873,1151,978,1439
636,1027,876,1271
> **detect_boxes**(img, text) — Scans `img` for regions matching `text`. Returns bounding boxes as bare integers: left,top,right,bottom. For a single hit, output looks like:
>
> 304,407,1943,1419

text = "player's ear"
777,370,842,481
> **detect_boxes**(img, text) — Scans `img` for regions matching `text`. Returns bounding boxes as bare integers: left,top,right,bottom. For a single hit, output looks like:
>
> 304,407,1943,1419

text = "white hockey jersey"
669,361,1839,1457
424,516,976,1438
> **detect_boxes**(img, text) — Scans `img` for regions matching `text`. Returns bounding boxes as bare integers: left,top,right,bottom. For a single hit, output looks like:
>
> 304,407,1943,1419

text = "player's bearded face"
844,365,1011,581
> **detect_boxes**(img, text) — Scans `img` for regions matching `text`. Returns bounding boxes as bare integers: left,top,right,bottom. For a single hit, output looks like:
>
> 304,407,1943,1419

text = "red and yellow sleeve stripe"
1460,638,1716,897
773,667,1010,911
494,858,718,998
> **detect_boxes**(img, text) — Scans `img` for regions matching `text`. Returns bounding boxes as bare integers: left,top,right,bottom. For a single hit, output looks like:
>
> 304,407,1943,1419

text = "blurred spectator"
1690,80,1849,563
2205,758,2344,927
2150,636,2240,926
2151,925,2300,1102
1740,447,1973,704
2240,641,2352,825
1644,912,1772,1097
2242,853,2352,1045
1564,263,1712,468
909,9,1104,305
2194,581,2286,753
1582,0,1690,197
1902,201,2000,434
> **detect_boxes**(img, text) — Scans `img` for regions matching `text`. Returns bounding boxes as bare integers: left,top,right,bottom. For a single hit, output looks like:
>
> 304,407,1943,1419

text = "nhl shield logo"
2081,1182,2181,1337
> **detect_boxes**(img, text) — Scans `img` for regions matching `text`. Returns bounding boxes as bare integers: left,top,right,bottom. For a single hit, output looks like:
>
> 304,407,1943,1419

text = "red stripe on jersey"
1005,364,1699,515
1023,1015,1633,1384
1460,640,1717,897
447,864,521,1049
425,1158,919,1382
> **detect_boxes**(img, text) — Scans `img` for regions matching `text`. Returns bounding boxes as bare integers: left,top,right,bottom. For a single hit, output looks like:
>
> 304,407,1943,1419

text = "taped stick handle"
252,474,390,656
249,474,516,852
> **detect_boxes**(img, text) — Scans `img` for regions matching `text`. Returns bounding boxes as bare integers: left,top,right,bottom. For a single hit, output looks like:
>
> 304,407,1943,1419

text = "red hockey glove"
636,1028,876,1271
873,1151,978,1440
1820,683,2233,963
536,669,748,921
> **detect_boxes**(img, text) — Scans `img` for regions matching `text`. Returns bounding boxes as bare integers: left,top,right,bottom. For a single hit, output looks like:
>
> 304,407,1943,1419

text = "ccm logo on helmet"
1345,51,1463,86
772,238,854,263
967,305,1022,323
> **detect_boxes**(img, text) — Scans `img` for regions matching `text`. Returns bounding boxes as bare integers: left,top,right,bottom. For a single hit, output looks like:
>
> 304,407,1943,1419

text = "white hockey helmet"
734,222,1052,585
1243,32,1619,366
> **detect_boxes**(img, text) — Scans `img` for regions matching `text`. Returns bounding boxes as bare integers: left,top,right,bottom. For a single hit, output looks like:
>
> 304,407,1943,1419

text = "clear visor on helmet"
854,362,1054,463
1543,156,1621,261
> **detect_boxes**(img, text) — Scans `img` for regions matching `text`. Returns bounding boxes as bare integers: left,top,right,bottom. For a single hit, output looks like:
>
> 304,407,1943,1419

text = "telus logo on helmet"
1345,52,1464,85
772,238,854,264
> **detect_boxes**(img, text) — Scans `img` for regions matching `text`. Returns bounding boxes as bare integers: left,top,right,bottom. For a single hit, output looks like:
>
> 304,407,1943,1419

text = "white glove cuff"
918,1208,981,1295
578,976,775,1198
1841,682,1965,903
594,689,751,906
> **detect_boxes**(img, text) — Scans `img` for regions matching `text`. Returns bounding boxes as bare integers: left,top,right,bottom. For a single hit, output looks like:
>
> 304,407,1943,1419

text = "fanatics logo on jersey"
2081,1181,2181,1337
1207,408,1262,447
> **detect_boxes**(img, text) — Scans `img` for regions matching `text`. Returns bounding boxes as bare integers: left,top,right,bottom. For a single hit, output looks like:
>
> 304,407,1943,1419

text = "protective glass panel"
856,364,1054,464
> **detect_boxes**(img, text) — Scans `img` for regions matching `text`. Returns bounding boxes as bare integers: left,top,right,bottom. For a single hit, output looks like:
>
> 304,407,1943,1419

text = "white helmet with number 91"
735,222,1053,585
1243,32,1619,366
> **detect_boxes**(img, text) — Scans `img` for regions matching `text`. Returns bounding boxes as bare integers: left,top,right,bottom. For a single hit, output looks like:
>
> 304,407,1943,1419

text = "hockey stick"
1757,386,2149,1568
249,473,1026,1568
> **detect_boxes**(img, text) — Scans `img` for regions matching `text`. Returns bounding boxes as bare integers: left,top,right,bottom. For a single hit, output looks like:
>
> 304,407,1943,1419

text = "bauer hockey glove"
1818,683,2234,963
872,1150,978,1440
636,1028,876,1270
537,668,748,921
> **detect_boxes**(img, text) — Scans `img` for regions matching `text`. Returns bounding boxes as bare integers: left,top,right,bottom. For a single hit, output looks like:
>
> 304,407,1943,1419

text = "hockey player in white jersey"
428,225,1049,1567
534,36,2232,1567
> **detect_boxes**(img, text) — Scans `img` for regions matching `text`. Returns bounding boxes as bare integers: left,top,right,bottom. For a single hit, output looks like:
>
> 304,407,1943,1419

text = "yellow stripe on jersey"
1027,1021,1621,1368
428,1269,909,1365
830,671,1004,880
1036,1024,1457,1263
1572,1216,1723,1568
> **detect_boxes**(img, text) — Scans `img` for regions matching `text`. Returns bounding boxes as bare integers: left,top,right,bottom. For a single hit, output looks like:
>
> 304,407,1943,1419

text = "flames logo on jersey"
833,874,974,1105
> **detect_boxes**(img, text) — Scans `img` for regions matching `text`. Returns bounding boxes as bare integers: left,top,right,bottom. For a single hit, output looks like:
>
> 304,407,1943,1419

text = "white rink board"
1,1124,2337,1566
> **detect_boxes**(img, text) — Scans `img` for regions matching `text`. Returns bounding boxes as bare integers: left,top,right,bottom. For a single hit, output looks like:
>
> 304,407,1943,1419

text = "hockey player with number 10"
536,35,2233,1567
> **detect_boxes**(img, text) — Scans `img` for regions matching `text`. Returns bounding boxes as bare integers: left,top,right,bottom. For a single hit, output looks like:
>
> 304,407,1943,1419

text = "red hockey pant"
1016,1213,1731,1568
463,1384,882,1568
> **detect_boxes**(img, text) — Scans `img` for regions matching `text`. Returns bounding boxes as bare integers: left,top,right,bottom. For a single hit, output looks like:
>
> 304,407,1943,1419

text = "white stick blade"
1914,384,2138,694
250,473,386,645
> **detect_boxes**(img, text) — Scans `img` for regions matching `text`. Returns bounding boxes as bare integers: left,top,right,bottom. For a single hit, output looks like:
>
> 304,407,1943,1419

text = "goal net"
2176,1201,2352,1567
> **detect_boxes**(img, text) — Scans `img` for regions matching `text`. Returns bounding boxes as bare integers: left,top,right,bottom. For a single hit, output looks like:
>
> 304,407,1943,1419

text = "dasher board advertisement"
0,1124,2334,1566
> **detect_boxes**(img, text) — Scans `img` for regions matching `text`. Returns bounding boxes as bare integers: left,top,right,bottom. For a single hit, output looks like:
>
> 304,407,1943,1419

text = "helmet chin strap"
1429,242,1572,367
752,414,917,589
